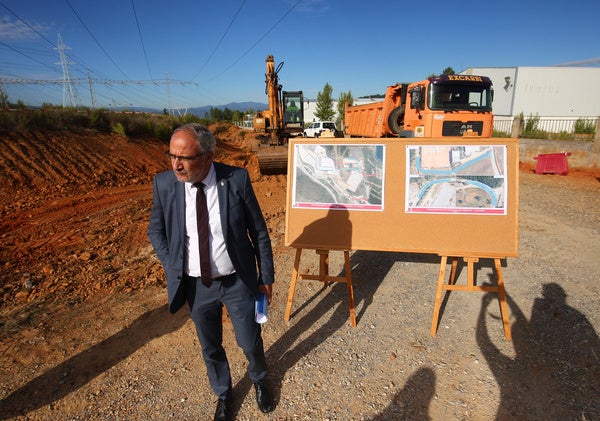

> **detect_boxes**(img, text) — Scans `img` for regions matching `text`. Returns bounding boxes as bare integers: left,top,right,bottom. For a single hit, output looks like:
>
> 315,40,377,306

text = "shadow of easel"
284,248,356,327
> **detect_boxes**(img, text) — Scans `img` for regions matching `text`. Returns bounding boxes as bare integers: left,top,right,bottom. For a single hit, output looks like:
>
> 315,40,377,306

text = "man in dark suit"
148,123,274,420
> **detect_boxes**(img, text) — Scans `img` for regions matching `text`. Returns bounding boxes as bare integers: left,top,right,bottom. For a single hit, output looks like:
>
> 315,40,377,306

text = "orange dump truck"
344,74,494,138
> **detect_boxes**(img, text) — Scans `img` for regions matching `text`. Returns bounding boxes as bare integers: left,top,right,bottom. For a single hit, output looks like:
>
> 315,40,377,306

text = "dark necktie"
195,182,212,287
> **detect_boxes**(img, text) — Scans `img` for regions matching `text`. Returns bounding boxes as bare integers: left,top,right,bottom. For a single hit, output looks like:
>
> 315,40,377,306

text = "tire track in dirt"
0,131,169,191
0,124,269,319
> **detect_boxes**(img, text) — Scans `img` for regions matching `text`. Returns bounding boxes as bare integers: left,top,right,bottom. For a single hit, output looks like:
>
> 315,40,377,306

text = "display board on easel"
285,138,519,258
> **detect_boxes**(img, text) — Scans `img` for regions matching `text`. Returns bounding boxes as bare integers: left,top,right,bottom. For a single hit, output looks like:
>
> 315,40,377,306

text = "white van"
303,121,342,138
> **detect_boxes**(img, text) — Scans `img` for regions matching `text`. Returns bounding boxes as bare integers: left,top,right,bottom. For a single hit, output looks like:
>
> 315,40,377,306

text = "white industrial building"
461,66,600,118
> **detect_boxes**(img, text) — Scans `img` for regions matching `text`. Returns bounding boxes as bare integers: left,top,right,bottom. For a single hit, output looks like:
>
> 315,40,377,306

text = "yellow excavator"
254,55,304,174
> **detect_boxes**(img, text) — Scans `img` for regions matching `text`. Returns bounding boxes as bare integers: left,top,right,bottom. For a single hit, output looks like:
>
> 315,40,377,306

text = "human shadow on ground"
0,305,188,419
477,282,600,420
230,248,424,417
370,367,436,420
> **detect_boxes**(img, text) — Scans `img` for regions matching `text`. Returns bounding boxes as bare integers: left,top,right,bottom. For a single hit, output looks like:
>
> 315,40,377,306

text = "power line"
130,0,153,80
0,40,56,71
191,0,247,80
0,1,56,48
0,76,197,107
0,1,112,83
64,0,129,79
206,0,303,82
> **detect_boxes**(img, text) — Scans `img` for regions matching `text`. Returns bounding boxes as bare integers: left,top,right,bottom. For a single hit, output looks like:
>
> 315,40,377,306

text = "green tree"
222,107,233,121
337,91,354,128
0,86,8,109
428,67,456,78
232,110,243,123
315,83,335,121
210,107,224,121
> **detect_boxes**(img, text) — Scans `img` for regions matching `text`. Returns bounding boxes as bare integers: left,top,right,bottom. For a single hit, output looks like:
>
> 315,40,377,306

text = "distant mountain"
108,101,268,116
188,101,268,117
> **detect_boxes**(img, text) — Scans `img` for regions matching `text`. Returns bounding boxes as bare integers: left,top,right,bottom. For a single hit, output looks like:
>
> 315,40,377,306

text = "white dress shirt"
184,164,236,278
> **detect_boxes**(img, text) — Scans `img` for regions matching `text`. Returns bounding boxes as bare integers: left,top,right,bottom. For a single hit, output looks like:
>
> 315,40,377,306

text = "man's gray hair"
173,123,217,153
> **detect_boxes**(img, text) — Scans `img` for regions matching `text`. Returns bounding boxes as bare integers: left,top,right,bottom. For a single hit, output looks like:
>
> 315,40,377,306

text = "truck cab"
344,74,494,138
403,75,494,138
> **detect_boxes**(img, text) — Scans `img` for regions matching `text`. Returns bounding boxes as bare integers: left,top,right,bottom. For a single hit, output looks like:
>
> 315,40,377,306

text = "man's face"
168,130,213,184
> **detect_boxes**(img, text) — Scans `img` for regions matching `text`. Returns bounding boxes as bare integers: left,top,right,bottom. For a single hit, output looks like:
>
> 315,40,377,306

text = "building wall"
463,67,600,117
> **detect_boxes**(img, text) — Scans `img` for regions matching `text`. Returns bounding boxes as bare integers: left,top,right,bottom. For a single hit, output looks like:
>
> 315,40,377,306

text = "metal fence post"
511,115,522,138
593,116,600,152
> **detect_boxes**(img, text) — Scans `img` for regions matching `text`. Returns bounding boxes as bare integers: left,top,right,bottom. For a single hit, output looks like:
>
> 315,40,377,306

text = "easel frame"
284,248,356,327
284,138,519,336
430,255,512,340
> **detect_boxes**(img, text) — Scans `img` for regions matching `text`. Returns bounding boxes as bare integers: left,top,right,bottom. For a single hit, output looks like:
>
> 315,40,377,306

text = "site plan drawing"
406,145,507,215
292,143,385,210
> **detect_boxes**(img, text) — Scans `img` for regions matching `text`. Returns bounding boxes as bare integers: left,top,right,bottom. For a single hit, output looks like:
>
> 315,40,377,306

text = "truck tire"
388,106,405,135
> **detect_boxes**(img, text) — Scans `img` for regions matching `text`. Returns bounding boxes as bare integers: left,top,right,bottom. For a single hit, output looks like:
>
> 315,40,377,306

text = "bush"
154,123,175,142
90,109,111,131
521,113,548,139
112,122,127,137
0,106,239,139
555,131,573,141
574,118,596,135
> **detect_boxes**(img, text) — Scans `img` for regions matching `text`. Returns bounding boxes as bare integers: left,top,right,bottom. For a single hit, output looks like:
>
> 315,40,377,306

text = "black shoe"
254,380,273,413
214,397,229,421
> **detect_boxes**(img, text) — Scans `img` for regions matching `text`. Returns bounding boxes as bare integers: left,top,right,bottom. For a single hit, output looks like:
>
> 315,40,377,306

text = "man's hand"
258,284,273,304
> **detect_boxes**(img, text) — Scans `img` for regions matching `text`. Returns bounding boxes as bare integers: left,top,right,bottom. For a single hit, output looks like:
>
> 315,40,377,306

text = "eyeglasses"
165,152,204,162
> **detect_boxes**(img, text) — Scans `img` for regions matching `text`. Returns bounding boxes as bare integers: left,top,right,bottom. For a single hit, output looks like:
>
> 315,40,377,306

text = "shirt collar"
203,163,216,188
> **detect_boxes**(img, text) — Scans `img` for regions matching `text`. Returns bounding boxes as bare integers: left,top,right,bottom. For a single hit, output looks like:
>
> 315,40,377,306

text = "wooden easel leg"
285,249,357,327
448,257,459,285
494,258,512,340
284,248,302,322
344,250,357,327
465,257,479,292
316,249,329,287
430,256,448,337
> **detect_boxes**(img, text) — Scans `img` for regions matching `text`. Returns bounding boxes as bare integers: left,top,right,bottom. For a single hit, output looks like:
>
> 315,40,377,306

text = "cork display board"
284,137,519,257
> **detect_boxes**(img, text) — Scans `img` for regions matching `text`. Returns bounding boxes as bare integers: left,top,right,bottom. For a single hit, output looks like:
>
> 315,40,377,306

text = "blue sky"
1,0,599,110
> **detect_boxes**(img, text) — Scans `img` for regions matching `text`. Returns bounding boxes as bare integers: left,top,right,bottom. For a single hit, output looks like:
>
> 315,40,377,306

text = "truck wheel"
388,106,405,135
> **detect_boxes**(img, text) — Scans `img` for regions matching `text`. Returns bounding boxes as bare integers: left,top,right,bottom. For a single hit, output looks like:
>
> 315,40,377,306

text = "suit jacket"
148,162,274,314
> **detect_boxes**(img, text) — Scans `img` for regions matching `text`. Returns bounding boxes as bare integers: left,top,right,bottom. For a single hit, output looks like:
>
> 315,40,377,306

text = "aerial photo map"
292,143,385,211
406,145,507,215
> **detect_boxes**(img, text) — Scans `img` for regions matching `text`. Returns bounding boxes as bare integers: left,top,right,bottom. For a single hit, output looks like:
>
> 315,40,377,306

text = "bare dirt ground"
0,125,599,420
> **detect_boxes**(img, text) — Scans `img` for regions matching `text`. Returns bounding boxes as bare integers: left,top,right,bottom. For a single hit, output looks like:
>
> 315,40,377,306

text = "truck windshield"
428,83,492,112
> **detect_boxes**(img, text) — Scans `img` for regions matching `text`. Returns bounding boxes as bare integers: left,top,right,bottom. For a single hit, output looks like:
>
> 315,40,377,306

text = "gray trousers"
184,273,267,399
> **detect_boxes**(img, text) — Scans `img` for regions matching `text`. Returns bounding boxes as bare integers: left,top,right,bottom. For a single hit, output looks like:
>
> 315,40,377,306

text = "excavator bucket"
257,145,288,174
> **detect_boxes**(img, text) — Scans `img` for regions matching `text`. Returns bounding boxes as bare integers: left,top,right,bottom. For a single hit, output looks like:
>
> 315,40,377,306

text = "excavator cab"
282,91,304,134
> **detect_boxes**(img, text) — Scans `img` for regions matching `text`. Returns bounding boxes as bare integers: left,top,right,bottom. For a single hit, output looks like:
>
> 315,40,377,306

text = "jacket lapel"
174,179,186,241
215,164,229,241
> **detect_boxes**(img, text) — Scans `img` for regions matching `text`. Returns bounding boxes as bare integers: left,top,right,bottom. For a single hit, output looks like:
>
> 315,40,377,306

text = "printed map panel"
292,144,385,211
406,145,507,215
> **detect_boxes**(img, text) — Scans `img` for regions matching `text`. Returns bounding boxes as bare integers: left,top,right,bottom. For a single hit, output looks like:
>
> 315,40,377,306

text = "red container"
534,152,572,175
